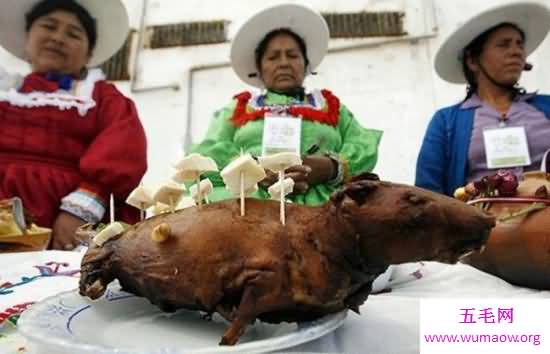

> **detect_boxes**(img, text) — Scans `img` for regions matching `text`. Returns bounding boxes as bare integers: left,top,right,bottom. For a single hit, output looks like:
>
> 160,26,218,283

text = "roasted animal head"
330,173,495,267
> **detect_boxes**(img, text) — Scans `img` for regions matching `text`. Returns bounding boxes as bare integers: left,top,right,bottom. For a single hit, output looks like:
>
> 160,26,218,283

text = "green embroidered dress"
191,89,382,206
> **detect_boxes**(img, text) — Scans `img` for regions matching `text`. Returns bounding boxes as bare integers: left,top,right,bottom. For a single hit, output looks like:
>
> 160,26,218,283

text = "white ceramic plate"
18,284,347,354
371,265,395,293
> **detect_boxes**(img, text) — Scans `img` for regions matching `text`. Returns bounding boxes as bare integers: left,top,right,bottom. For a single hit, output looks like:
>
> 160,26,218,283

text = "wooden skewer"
196,172,202,209
498,202,547,222
239,147,245,217
139,202,145,222
109,194,115,224
240,171,245,216
279,170,285,225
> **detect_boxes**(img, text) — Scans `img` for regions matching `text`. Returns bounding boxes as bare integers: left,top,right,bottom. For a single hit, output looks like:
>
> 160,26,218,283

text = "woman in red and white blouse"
0,0,147,249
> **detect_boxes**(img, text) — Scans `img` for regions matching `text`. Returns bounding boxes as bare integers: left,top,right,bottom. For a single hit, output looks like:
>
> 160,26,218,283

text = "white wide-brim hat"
0,0,129,67
230,3,330,88
435,2,550,84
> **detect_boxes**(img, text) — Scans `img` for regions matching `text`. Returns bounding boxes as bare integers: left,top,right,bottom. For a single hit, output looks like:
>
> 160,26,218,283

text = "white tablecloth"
1,251,548,354
0,251,83,354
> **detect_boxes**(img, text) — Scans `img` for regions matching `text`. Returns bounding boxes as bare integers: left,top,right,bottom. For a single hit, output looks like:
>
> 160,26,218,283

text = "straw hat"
230,3,330,88
434,2,550,84
0,0,129,67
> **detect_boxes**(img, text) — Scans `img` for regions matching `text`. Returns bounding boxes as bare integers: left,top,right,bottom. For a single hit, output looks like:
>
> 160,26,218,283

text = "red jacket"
0,73,147,227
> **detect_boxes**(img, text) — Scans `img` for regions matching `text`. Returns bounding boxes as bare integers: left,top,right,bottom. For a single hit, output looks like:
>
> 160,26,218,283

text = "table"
1,251,548,354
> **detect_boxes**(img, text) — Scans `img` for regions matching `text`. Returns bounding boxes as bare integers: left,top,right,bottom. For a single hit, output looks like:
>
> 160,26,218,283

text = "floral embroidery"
409,262,426,280
0,262,79,295
0,302,34,326
231,89,340,128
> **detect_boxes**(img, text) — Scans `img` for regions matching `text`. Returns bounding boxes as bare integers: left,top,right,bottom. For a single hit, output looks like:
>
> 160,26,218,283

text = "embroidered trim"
231,89,340,128
340,155,350,183
60,188,106,223
325,152,345,186
0,302,34,326
247,89,326,110
0,262,80,297
0,68,105,116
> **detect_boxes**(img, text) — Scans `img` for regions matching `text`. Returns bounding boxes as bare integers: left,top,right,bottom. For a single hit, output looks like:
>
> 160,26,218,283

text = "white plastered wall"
1,0,550,186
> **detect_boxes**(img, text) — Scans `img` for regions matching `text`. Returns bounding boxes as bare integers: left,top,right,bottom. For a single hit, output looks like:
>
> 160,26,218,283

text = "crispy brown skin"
80,174,494,345
462,172,550,289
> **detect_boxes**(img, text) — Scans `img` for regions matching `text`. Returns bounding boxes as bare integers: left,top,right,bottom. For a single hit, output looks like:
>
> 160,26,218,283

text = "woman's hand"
50,211,87,250
258,154,337,194
302,155,337,185
259,165,312,194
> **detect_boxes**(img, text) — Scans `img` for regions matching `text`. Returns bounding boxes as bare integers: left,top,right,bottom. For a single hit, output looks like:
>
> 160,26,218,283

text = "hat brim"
435,2,550,84
230,4,329,88
0,0,129,67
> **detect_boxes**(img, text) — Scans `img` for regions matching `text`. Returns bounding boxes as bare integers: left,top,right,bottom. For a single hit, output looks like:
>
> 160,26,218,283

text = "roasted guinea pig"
80,174,494,345
461,171,550,289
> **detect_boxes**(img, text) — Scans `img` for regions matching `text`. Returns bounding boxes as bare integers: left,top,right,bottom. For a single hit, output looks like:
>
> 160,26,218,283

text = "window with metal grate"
149,21,228,49
101,30,135,81
323,12,406,38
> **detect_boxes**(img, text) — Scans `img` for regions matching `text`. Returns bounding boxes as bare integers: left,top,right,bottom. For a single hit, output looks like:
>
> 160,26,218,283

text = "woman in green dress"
192,4,382,205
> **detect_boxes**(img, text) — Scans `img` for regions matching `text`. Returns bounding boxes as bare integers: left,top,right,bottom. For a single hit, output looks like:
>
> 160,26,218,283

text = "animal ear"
330,176,379,206
343,180,378,206
351,172,380,183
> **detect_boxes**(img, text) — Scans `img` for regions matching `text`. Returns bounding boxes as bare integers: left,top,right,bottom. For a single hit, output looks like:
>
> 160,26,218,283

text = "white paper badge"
262,114,302,155
483,126,531,169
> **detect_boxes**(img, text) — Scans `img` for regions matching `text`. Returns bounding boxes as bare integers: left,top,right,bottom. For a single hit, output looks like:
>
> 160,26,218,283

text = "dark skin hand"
259,155,337,194
50,211,87,250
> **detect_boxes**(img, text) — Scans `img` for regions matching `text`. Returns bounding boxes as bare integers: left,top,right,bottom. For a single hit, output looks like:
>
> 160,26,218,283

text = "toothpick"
240,171,245,216
139,183,145,222
498,202,547,222
109,194,115,224
240,148,245,216
196,172,202,209
279,170,285,225
139,202,145,222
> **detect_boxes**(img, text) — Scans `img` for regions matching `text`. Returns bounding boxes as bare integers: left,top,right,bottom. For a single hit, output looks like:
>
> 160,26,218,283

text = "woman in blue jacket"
416,2,550,196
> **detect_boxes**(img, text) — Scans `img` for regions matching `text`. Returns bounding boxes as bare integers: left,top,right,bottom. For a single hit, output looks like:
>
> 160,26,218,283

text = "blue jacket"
415,94,550,196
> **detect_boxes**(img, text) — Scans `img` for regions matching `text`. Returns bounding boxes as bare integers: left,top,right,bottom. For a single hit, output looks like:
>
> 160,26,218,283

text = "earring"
79,67,88,79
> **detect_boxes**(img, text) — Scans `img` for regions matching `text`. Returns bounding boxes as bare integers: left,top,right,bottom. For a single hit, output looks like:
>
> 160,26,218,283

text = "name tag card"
262,114,302,155
483,126,531,169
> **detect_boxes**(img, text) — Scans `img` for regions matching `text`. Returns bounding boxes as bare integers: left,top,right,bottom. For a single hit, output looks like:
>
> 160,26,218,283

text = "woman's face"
25,10,91,77
467,26,526,87
259,33,306,92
